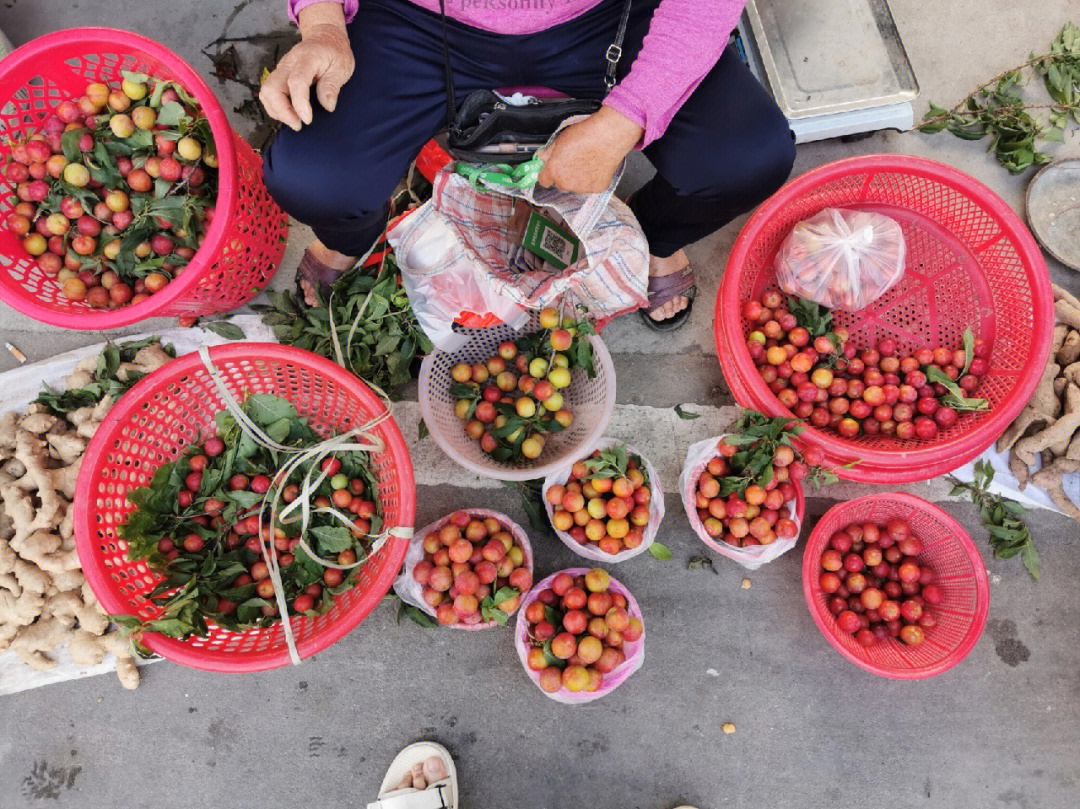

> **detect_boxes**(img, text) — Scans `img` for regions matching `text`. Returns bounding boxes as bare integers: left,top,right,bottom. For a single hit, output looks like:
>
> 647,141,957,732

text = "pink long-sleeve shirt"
289,0,746,146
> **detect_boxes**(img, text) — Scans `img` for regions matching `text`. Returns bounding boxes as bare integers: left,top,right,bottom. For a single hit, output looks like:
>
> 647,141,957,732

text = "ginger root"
1030,458,1080,522
1000,288,1080,518
0,346,156,688
1014,384,1080,470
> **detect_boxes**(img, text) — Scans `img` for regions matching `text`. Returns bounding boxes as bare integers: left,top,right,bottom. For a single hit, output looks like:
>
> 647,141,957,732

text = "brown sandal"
638,265,697,331
297,248,351,303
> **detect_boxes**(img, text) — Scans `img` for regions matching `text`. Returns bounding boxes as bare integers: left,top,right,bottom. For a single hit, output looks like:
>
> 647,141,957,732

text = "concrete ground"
2,1,1080,807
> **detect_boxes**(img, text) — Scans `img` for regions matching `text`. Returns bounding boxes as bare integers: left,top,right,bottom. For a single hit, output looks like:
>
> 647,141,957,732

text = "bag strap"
437,0,633,126
606,0,634,91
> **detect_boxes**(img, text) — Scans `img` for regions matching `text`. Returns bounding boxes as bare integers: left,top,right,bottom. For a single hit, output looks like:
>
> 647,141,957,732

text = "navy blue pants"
263,0,795,259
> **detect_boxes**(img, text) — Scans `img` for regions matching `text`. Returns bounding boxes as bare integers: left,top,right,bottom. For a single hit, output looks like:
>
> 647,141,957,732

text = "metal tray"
1026,159,1080,271
745,0,918,120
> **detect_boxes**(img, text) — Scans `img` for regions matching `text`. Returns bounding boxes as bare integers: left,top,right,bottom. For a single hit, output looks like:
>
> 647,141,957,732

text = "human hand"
260,4,354,131
536,105,644,193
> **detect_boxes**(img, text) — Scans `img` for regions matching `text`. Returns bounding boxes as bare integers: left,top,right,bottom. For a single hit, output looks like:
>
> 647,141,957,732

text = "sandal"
297,247,351,304
366,741,458,809
638,264,697,332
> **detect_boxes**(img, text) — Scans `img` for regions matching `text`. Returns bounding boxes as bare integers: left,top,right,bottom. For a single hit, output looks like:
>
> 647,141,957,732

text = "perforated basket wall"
716,156,1054,483
417,316,616,481
73,344,415,672
0,28,287,329
802,493,989,679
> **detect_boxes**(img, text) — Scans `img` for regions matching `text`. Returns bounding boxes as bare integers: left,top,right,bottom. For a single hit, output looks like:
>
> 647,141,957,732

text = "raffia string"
197,347,412,665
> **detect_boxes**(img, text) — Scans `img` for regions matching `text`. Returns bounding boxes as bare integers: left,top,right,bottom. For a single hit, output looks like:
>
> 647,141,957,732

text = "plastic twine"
455,157,544,192
197,347,412,664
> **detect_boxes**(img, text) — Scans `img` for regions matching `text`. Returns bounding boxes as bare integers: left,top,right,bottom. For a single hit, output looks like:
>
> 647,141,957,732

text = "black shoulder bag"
438,0,633,165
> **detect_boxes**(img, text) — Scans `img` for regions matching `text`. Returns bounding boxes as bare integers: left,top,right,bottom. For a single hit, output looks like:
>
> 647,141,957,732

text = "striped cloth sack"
388,128,649,348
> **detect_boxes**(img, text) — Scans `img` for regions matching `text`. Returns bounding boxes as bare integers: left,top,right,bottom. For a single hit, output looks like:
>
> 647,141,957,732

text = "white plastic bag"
391,508,533,631
387,120,649,352
395,216,529,351
775,207,906,312
678,436,803,571
541,438,664,564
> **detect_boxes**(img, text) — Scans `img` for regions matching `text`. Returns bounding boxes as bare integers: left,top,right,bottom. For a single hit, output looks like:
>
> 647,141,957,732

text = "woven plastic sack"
775,207,906,311
514,568,644,704
541,438,664,563
387,120,649,351
678,435,804,571
392,509,533,631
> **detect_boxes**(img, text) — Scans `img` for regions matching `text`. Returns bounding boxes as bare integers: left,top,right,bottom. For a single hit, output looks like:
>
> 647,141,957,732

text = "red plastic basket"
802,493,989,679
0,28,288,329
73,344,415,672
716,155,1054,483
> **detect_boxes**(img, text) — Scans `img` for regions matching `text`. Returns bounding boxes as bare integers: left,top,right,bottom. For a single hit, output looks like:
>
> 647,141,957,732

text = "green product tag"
521,210,580,270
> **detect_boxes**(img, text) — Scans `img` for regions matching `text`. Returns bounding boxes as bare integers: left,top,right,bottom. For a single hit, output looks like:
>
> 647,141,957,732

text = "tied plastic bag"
514,568,644,704
392,509,533,630
678,436,804,571
388,119,649,351
775,208,906,312
541,438,664,563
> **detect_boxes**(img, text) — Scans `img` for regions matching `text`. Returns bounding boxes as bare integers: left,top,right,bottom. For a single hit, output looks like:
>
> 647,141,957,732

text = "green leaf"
397,599,437,628
1040,126,1066,142
674,404,700,420
962,328,975,376
1021,542,1041,579
418,419,429,441
541,638,566,669
156,100,189,128
649,541,673,561
310,525,353,554
246,393,299,426
60,128,86,162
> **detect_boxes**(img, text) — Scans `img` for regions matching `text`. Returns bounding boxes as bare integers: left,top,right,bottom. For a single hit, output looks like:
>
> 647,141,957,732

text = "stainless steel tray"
745,0,918,120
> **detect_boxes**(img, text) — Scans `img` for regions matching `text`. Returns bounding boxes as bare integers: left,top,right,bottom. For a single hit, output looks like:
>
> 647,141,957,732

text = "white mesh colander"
418,319,616,481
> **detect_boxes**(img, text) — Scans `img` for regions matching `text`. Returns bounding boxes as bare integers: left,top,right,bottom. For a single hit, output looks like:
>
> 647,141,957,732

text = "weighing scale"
733,0,919,143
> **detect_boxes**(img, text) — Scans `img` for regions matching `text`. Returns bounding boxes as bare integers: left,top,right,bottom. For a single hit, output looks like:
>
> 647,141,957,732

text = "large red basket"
802,493,989,679
73,344,415,672
0,28,288,329
716,155,1054,483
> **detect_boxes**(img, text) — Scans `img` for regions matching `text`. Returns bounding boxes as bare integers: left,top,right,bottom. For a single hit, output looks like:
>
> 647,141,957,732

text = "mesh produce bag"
775,208,906,311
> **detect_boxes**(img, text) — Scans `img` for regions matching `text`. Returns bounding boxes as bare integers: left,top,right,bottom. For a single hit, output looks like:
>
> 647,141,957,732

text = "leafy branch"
917,22,1080,173
947,460,1040,580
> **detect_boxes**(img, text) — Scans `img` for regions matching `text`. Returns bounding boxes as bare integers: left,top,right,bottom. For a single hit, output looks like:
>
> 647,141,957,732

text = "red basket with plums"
74,344,415,672
716,155,1054,483
802,493,989,679
0,28,287,328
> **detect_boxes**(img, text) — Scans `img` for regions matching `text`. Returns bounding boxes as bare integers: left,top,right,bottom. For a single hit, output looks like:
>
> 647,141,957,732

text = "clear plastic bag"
775,208,906,312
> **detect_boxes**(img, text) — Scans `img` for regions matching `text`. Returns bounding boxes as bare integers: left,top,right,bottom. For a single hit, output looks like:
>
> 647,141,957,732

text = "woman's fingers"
259,61,302,131
287,57,322,126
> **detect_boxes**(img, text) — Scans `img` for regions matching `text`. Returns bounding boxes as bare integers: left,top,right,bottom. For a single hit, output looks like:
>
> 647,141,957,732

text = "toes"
648,301,673,321
423,755,448,783
410,763,426,791
395,771,413,790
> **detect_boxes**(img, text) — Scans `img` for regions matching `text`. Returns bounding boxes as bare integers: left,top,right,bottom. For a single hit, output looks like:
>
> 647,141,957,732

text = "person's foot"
298,238,355,306
393,756,449,792
647,249,692,321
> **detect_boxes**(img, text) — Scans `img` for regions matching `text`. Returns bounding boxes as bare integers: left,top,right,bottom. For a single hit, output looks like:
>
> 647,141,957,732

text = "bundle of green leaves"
35,336,176,414
254,254,433,393
918,22,1080,173
114,393,383,638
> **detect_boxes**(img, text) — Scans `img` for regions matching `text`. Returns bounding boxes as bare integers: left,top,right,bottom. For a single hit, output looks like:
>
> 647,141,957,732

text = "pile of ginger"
0,343,172,689
997,285,1080,520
